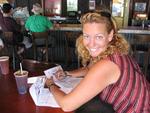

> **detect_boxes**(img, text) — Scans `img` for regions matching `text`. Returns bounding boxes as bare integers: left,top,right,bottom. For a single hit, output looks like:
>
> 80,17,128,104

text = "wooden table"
0,71,74,113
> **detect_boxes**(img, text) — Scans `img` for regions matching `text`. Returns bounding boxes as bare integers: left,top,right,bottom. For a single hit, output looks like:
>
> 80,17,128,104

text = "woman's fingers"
55,70,66,80
45,77,54,87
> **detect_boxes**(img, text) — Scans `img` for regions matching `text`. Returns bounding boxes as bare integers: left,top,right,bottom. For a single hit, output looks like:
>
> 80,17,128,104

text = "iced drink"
0,56,9,75
14,70,28,94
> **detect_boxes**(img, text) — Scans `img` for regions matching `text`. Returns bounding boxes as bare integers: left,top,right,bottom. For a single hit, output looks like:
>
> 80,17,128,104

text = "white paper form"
29,65,83,107
29,76,82,107
29,76,60,107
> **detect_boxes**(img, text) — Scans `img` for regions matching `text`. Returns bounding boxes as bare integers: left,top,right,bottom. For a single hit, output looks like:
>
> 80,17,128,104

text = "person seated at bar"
25,3,53,55
45,11,150,112
0,3,31,55
25,3,53,32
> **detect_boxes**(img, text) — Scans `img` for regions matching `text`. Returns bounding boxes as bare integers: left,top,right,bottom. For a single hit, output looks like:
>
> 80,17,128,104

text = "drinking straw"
20,63,23,74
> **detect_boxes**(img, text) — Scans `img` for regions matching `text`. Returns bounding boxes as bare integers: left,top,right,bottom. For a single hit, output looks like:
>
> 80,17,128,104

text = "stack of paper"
29,65,82,107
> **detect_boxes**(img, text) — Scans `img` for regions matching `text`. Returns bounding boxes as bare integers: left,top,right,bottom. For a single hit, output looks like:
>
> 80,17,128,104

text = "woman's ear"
108,30,114,42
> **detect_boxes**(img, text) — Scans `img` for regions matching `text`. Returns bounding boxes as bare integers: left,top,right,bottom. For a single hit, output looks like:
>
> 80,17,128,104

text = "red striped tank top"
99,53,150,113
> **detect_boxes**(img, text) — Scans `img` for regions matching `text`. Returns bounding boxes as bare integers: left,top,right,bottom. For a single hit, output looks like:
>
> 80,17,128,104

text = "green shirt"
25,15,53,32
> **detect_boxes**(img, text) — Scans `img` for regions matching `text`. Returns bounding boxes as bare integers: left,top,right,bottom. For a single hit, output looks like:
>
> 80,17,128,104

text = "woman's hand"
54,69,67,80
45,77,55,88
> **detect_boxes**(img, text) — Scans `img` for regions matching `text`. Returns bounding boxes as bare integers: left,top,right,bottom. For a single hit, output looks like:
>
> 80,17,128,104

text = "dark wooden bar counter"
118,26,150,34
117,26,150,43
0,71,74,113
51,24,150,34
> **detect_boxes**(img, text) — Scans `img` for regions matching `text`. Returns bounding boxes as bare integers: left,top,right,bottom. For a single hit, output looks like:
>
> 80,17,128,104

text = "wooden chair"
132,35,150,78
3,32,13,44
31,32,49,62
3,32,16,70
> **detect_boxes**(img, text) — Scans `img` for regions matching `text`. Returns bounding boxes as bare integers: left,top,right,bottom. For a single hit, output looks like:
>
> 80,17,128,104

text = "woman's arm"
55,66,89,80
46,60,120,112
65,66,89,77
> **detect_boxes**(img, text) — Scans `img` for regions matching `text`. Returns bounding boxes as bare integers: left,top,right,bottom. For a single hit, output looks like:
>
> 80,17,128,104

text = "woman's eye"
83,35,89,39
96,36,103,40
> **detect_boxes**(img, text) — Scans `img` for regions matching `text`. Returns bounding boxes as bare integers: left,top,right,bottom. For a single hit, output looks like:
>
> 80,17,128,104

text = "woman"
45,11,150,112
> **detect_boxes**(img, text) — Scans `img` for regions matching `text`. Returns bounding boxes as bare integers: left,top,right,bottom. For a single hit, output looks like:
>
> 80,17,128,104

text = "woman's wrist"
47,83,56,88
47,83,59,91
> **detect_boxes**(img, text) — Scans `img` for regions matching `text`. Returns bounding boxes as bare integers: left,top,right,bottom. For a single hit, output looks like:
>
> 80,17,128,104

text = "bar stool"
31,31,49,62
3,32,16,70
132,34,150,78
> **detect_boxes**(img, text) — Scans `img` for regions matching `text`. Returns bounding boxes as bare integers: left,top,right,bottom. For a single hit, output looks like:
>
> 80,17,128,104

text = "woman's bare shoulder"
88,59,120,84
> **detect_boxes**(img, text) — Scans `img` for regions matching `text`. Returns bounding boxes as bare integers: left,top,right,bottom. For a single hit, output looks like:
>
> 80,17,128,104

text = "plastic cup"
0,56,9,75
14,70,28,94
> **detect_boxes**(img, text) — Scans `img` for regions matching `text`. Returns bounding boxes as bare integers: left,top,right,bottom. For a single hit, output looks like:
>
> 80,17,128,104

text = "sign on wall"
67,0,78,11
89,0,95,10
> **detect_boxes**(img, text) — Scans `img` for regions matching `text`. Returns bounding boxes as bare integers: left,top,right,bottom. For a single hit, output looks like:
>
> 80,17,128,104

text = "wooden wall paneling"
78,0,89,14
128,0,134,25
95,0,112,11
147,0,150,19
15,0,28,7
61,0,67,17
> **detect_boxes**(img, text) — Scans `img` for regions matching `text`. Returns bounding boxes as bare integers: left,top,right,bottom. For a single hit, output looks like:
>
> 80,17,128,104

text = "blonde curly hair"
76,12,130,66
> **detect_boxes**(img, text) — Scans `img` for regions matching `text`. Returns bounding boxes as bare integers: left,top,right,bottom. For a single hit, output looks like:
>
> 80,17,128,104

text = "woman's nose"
88,37,95,47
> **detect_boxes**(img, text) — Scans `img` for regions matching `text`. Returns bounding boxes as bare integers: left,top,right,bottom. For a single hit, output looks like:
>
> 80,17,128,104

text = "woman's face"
83,22,113,58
